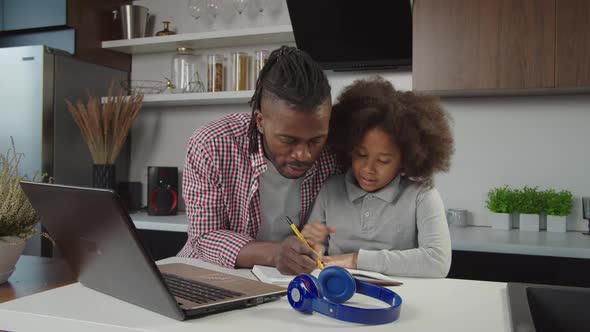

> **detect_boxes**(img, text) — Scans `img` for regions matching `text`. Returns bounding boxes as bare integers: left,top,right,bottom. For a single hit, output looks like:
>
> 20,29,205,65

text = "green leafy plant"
514,186,544,214
486,185,517,213
544,189,573,216
0,139,39,240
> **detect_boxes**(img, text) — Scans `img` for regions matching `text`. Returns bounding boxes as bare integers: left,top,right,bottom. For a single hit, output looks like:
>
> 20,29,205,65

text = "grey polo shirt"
307,170,451,278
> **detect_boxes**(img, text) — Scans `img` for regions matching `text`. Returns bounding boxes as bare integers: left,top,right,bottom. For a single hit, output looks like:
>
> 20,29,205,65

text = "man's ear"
254,110,264,134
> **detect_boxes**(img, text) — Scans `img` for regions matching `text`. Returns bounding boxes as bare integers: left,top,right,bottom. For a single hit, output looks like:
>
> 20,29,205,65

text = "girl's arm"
356,188,452,278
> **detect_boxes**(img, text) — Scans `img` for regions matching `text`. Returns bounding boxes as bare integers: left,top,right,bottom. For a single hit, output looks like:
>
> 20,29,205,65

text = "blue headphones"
287,266,402,325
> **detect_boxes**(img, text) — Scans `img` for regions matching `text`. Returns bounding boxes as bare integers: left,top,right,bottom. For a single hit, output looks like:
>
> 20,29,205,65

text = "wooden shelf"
130,211,187,232
102,25,294,54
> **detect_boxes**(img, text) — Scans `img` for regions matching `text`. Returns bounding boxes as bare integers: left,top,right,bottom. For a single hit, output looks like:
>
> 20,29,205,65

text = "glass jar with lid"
207,54,224,92
171,47,198,93
230,52,249,91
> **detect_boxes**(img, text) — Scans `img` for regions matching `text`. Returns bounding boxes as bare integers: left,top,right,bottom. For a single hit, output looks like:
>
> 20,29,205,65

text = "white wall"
128,1,590,231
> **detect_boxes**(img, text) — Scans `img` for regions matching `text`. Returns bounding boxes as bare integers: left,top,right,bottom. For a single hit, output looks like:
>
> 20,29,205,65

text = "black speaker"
147,166,178,216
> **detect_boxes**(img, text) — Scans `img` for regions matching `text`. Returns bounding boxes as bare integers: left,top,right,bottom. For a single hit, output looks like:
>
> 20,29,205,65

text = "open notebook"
252,265,402,286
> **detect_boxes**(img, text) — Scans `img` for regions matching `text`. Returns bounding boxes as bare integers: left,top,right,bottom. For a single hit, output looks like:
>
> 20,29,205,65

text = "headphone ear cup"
287,274,322,314
318,266,356,303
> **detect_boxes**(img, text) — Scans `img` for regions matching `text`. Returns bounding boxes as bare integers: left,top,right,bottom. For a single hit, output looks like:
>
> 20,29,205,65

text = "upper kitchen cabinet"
0,0,131,72
1,0,67,31
413,0,556,94
67,0,131,72
555,0,590,88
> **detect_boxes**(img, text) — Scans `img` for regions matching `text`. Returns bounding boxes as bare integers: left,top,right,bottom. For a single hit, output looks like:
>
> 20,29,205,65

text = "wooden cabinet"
413,0,556,93
555,0,590,87
137,230,188,261
450,251,590,288
67,0,131,72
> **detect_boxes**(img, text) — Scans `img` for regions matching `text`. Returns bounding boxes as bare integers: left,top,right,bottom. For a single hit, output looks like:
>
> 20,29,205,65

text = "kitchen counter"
450,226,590,259
129,213,590,259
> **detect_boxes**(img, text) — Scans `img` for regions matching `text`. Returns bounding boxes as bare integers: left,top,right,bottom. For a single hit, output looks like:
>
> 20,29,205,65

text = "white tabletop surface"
0,257,511,332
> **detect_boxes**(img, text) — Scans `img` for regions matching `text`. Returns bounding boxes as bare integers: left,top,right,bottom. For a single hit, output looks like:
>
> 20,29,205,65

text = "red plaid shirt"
177,113,339,268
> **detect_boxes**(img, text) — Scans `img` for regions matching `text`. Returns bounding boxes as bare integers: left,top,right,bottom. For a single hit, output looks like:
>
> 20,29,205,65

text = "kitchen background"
125,0,590,231
0,0,587,232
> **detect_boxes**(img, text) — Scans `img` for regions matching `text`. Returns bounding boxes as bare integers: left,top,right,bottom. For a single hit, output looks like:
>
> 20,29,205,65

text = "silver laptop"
20,181,287,320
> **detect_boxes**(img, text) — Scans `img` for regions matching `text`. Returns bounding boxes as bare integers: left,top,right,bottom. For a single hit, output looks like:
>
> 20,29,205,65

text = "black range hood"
286,0,412,71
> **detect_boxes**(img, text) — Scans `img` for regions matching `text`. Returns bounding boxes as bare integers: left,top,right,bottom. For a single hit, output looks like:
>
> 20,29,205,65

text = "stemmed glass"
205,0,221,19
187,0,204,20
232,0,249,15
253,0,267,15
582,197,590,235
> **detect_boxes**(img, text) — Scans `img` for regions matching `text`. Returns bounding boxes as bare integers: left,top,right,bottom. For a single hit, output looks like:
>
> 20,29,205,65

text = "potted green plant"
515,186,544,232
0,140,39,284
544,189,573,232
486,185,516,230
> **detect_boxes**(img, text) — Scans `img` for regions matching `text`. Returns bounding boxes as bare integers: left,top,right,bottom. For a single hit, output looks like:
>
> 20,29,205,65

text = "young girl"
303,77,454,278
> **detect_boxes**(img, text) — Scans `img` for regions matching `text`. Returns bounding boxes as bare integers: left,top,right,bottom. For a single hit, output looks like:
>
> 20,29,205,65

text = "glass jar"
207,54,224,92
171,47,197,93
253,50,269,82
230,52,249,91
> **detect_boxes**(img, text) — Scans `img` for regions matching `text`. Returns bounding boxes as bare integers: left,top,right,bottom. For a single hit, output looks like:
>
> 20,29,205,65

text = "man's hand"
301,221,335,245
273,236,321,275
323,253,358,269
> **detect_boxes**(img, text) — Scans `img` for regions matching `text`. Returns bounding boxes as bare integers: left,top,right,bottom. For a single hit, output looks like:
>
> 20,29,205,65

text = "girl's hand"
323,253,358,269
301,221,336,245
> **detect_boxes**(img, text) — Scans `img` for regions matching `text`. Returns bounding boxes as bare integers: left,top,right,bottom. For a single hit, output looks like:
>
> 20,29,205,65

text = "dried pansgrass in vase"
65,84,143,164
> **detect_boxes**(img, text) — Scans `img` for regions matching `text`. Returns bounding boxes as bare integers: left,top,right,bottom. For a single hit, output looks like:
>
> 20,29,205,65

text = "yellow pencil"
285,216,324,269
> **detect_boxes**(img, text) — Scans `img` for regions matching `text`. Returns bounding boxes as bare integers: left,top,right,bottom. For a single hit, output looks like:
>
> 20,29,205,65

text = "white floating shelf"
130,211,188,232
101,90,254,108
102,25,294,54
141,90,254,107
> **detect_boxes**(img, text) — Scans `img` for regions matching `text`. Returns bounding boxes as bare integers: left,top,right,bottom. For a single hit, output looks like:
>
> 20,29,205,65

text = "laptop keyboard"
162,273,244,304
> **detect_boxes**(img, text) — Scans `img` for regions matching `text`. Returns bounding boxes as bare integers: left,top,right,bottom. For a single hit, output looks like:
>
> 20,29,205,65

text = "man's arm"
178,138,253,268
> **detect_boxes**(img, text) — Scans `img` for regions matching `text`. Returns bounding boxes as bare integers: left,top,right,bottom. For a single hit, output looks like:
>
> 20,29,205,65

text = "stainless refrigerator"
0,45,130,256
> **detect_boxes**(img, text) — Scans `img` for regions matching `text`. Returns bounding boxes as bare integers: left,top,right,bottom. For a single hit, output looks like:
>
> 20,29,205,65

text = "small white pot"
546,215,567,232
490,212,512,230
0,236,27,284
519,213,540,231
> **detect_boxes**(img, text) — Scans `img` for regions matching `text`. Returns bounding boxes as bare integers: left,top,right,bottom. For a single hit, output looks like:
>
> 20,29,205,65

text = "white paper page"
251,265,401,285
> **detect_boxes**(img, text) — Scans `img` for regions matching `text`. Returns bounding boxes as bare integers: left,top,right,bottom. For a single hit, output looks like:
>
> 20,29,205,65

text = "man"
178,46,339,274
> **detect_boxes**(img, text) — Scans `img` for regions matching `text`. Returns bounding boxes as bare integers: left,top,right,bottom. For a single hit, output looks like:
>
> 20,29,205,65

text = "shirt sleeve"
306,184,330,253
356,188,452,278
307,185,328,224
177,137,254,268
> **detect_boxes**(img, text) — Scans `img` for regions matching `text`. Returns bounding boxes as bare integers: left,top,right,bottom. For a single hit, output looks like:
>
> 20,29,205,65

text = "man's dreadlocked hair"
247,45,331,154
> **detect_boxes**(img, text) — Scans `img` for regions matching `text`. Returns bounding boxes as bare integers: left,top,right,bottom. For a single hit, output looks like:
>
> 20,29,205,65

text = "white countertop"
450,226,590,259
129,213,590,259
0,257,511,332
130,212,188,232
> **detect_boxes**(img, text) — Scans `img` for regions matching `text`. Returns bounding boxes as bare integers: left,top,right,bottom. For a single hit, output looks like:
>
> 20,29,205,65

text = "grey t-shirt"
307,169,451,278
257,158,303,241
